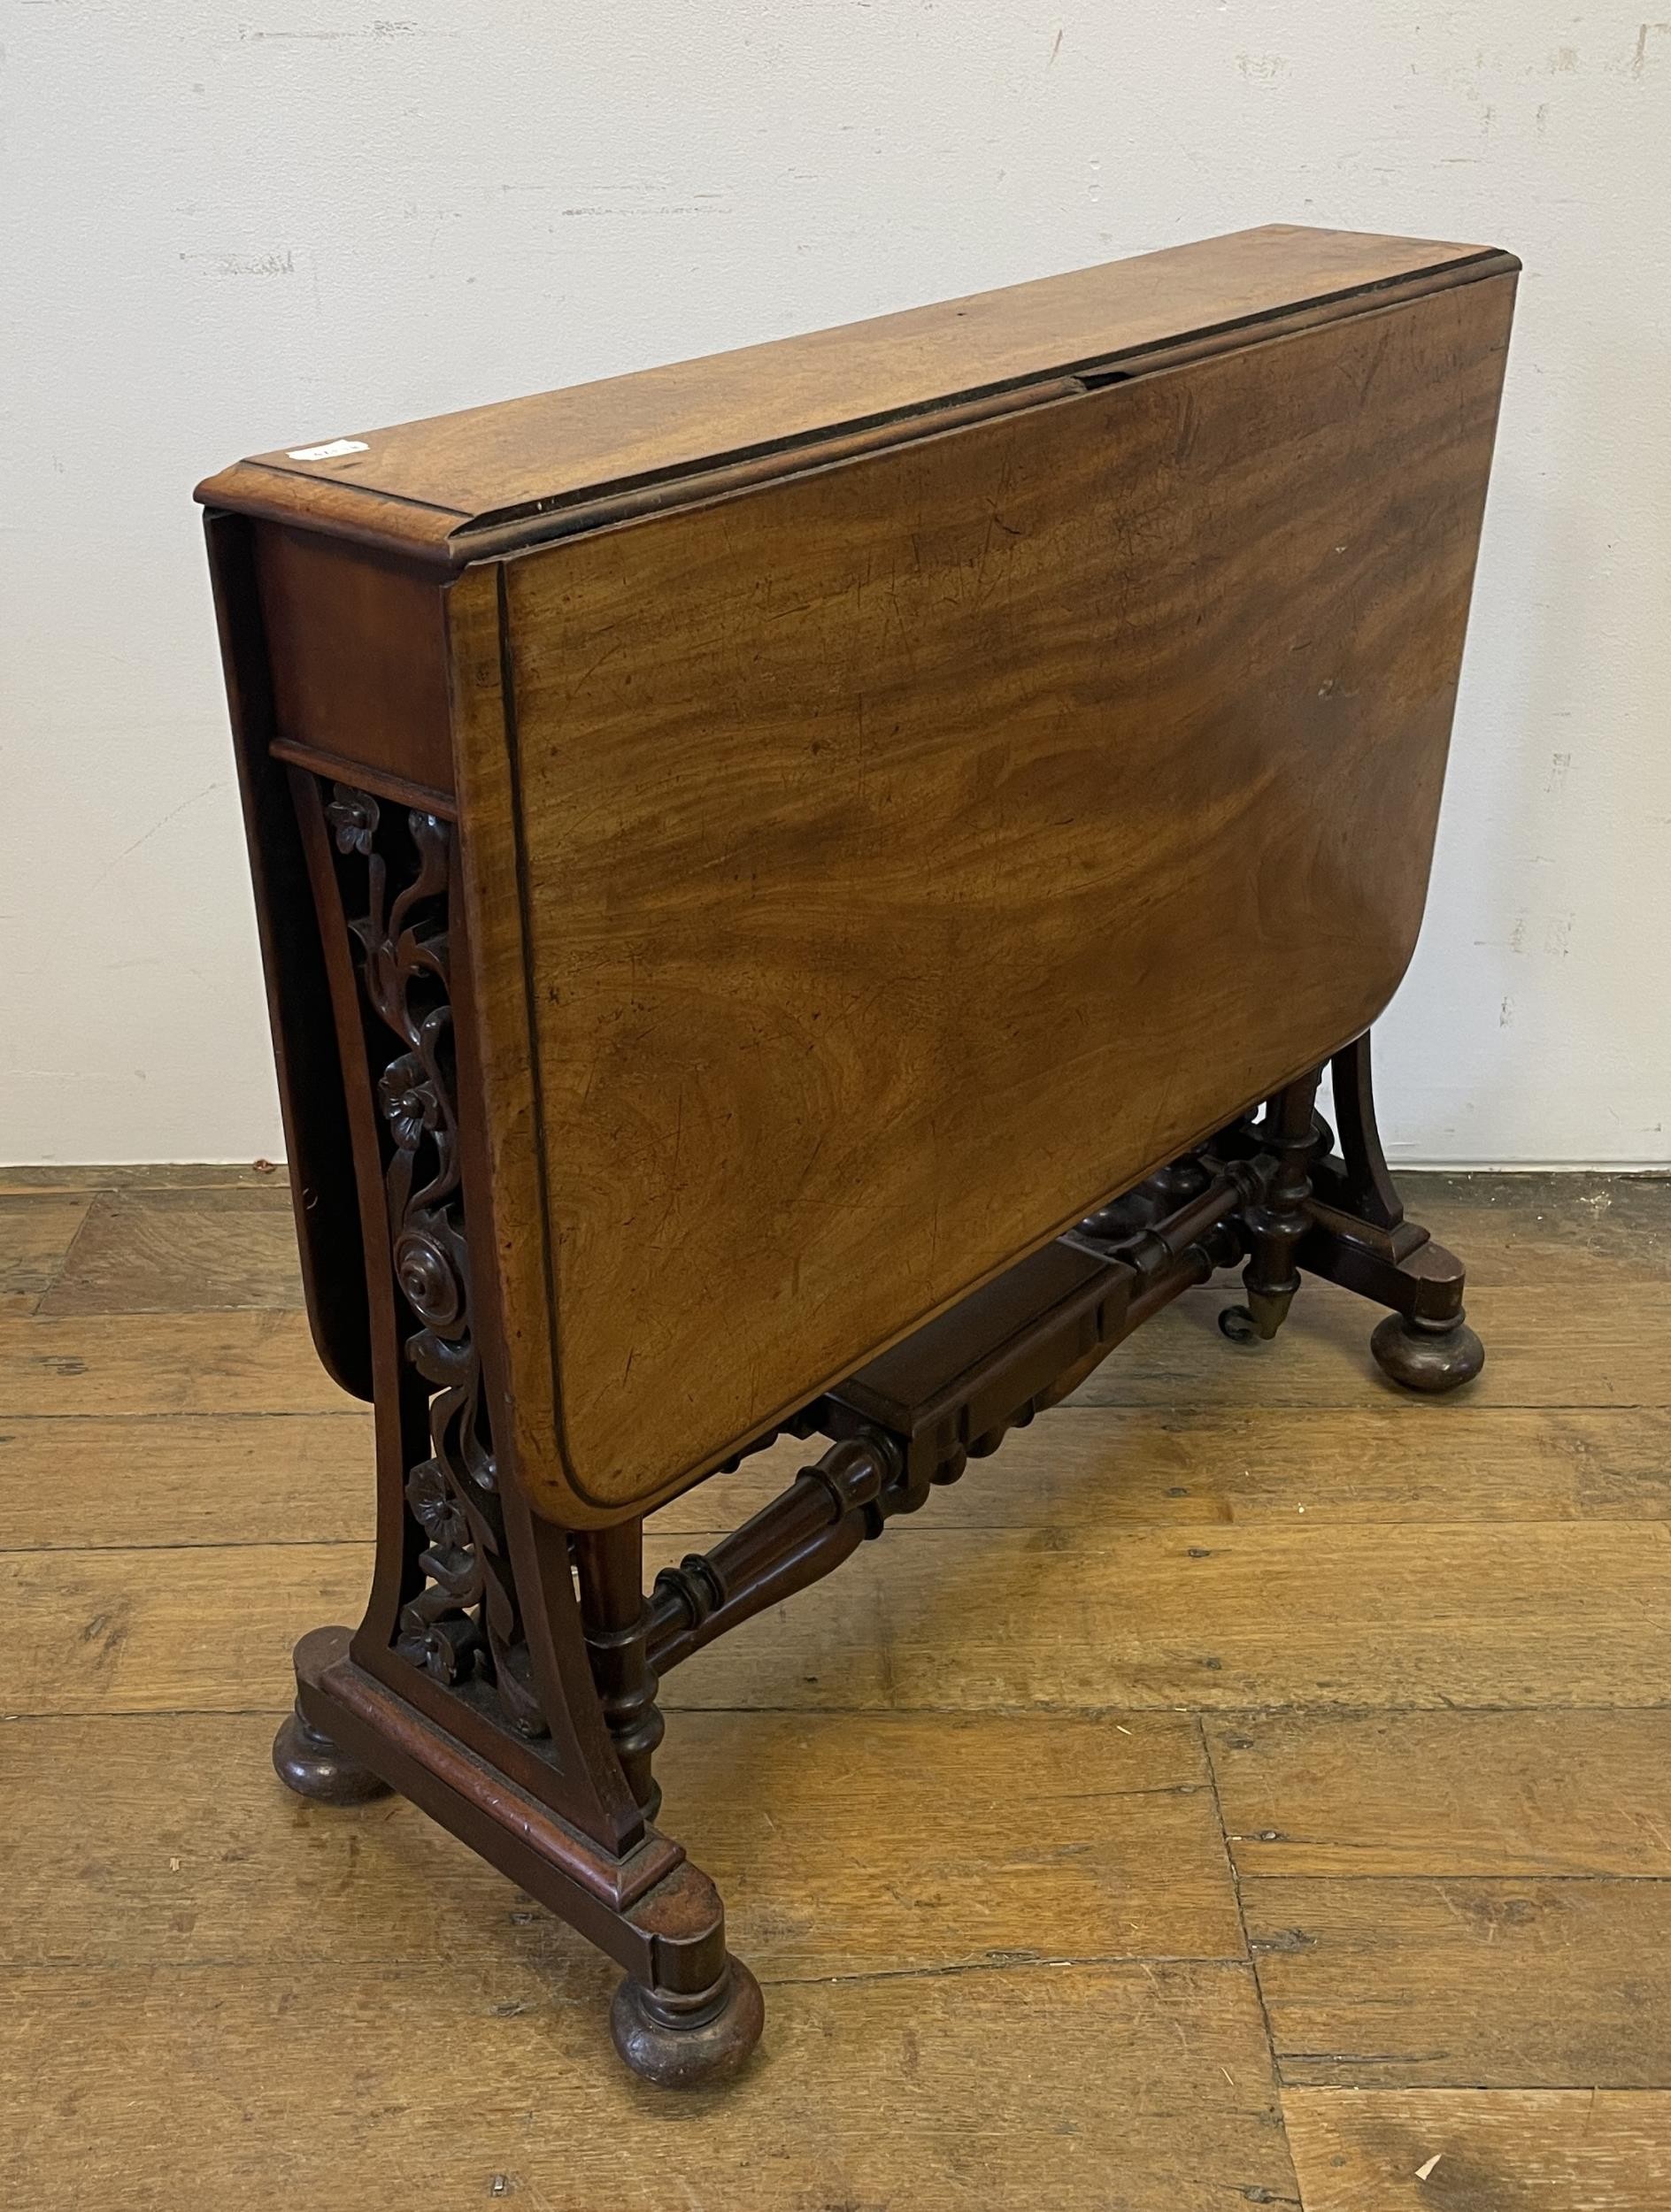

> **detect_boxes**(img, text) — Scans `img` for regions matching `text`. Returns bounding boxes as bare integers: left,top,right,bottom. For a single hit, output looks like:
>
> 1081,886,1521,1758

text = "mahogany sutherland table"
198,223,1516,2085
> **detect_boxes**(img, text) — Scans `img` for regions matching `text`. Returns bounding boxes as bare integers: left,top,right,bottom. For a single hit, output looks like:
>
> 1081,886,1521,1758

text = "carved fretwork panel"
320,782,546,1740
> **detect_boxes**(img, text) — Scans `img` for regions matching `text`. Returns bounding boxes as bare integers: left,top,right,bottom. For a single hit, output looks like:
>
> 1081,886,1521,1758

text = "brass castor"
611,1955,765,2088
1218,1303,1261,1344
273,1702,392,1807
1370,1311,1486,1394
1220,1284,1299,1345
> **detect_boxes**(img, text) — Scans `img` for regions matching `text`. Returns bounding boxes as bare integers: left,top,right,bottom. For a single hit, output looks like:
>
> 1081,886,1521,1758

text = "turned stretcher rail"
642,1152,1266,1680
645,1435,899,1676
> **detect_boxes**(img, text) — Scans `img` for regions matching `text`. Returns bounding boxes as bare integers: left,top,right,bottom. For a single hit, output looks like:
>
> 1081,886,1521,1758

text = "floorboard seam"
17,1697,1671,1723
1198,1711,1305,2200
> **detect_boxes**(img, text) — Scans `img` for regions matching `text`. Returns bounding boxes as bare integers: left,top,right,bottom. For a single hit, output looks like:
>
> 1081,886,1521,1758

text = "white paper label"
285,438,369,461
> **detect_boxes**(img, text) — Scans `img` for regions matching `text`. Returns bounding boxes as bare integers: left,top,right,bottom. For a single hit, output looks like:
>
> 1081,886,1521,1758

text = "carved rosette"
323,783,544,1738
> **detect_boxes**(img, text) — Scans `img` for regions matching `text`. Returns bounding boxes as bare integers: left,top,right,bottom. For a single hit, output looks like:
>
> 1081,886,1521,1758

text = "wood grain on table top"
460,273,1514,1517
195,224,1509,562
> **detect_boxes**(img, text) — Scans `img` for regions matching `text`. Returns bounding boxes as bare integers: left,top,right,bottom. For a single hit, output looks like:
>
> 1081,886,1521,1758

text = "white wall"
4,3,1666,1164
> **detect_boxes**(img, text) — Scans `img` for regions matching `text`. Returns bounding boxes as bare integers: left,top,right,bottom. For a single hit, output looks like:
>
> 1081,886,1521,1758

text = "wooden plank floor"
2,1164,1668,2209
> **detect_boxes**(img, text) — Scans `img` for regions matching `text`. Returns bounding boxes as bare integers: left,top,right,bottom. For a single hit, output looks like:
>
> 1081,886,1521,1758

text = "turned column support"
1221,1069,1322,1342
574,1521,666,1819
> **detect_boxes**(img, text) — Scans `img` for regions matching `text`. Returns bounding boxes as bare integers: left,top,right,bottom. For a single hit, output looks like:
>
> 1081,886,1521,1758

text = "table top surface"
442,261,1516,1514
196,224,1506,565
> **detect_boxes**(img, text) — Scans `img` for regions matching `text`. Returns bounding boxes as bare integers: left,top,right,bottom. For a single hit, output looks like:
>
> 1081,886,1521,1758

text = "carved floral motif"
323,782,544,1737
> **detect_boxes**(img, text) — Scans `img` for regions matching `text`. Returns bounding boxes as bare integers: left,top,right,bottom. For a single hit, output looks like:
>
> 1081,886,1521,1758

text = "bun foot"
611,1955,765,2088
1371,1311,1485,1394
273,1702,392,1806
